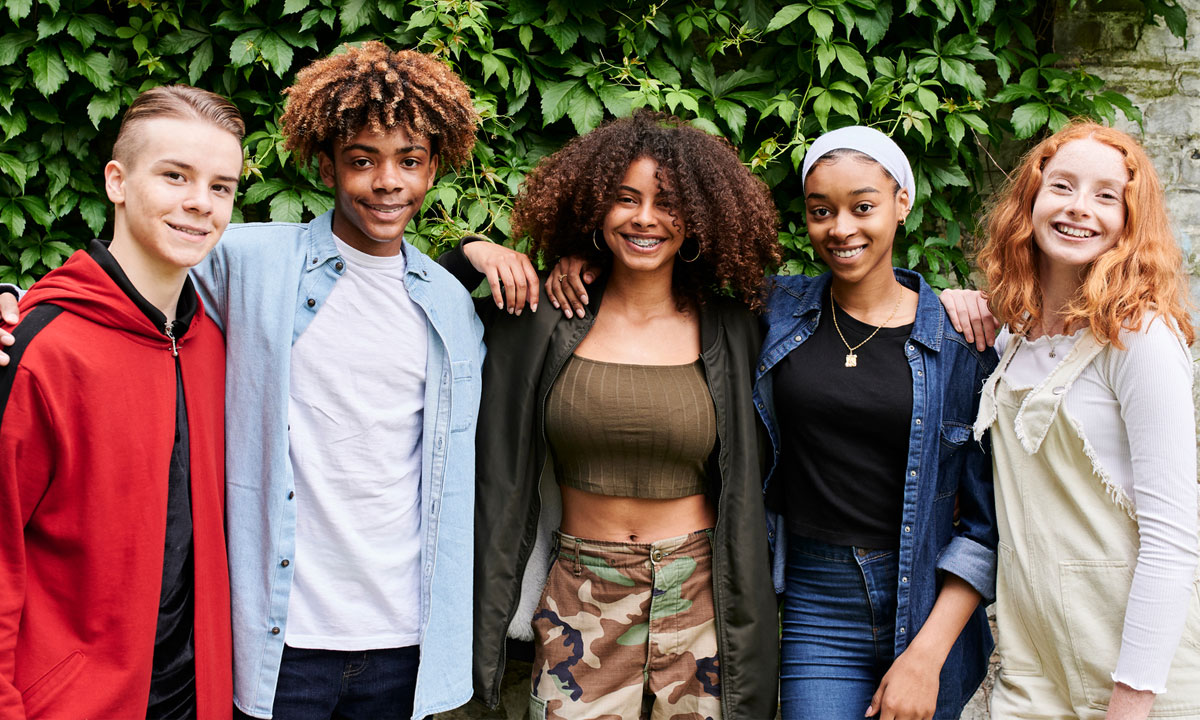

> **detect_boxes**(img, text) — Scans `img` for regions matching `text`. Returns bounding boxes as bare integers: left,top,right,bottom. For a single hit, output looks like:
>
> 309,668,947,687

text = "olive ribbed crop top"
545,354,716,499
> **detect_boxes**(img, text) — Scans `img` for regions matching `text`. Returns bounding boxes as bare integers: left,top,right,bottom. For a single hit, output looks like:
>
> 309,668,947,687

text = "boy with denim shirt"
189,44,484,719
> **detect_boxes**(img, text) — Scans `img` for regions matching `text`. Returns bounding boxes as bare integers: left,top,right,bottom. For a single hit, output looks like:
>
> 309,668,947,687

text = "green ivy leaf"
598,83,633,117
0,31,36,65
0,153,28,190
646,54,681,87
61,45,114,92
0,109,26,141
808,9,835,41
518,24,533,50
851,2,892,49
339,0,373,33
36,12,69,40
1010,101,1050,138
944,114,964,145
28,46,69,96
79,196,107,235
86,90,122,128
542,21,580,54
5,0,32,23
714,99,747,139
158,28,208,55
299,188,334,217
539,79,578,125
44,155,70,195
16,196,52,228
257,31,295,76
0,201,24,237
834,43,869,84
481,54,509,88
765,4,806,32
229,30,262,68
269,190,303,222
565,85,603,134
242,178,290,204
282,0,308,15
188,40,214,84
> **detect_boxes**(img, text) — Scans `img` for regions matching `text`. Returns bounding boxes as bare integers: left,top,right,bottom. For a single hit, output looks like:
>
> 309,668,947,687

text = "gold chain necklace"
830,285,903,368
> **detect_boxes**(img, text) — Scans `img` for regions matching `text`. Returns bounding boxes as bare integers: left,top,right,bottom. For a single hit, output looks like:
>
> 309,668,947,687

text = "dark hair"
280,41,479,170
511,111,780,310
111,85,245,166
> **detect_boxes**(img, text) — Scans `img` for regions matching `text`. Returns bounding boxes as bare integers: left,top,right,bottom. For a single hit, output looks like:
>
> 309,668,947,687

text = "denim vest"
753,268,998,715
190,211,485,719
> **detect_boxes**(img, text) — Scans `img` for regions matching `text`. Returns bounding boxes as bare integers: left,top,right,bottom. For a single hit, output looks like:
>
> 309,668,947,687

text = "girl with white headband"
753,126,998,719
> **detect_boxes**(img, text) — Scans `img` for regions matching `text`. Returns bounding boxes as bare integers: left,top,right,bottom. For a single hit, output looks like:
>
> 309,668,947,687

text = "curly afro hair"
280,41,479,170
511,111,780,310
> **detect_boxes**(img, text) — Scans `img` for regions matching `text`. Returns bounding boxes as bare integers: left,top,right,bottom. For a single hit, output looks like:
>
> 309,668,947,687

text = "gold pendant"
845,353,857,368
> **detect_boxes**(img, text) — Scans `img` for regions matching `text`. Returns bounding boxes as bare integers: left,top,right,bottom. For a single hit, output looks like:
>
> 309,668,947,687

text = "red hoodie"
0,247,231,719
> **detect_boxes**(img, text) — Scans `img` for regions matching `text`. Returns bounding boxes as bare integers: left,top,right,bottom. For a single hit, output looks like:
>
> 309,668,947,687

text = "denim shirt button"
271,626,280,634
306,298,316,308
915,418,921,425
288,491,295,500
910,470,917,477
759,364,766,372
917,370,923,376
335,261,344,272
280,559,290,567
904,525,911,533
901,576,908,583
898,626,906,634
793,335,802,342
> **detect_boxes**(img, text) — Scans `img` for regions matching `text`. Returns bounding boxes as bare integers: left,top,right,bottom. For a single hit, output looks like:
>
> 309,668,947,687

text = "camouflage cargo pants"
529,530,721,720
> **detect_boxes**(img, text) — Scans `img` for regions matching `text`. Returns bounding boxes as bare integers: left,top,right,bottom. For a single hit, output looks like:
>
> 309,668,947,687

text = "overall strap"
1012,331,1106,454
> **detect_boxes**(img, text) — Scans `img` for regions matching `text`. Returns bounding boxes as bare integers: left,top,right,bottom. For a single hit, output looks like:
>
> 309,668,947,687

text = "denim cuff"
936,536,997,604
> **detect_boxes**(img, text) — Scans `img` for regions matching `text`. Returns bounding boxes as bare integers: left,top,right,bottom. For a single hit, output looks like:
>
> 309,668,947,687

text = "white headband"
801,126,916,201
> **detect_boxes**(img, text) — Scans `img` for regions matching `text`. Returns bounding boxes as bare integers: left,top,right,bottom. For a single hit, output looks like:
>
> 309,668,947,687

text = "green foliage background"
0,0,1183,287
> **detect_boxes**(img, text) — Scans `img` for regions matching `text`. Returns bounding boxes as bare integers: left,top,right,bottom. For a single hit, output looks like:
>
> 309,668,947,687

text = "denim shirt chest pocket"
450,359,478,432
936,421,973,499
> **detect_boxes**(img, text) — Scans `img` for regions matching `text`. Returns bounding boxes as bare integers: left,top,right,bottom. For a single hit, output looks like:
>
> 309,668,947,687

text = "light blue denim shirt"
190,211,484,719
754,268,998,715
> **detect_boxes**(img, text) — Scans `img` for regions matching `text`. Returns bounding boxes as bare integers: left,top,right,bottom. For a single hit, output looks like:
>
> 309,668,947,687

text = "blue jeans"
779,534,899,720
235,645,419,720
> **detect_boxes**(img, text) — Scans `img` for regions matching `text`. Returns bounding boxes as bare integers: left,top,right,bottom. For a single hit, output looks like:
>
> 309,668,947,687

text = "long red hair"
978,121,1193,347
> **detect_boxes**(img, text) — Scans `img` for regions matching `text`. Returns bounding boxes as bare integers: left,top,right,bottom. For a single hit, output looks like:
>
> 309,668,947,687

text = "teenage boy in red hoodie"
0,85,244,720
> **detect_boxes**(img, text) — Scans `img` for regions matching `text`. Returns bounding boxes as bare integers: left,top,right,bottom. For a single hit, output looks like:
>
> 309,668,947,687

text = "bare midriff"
559,484,717,543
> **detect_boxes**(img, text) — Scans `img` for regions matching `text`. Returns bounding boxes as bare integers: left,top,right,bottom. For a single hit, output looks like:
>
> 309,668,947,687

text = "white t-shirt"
999,317,1199,692
284,236,428,650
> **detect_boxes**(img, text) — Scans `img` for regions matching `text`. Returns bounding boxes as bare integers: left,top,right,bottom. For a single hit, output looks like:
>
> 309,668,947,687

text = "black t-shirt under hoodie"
773,295,914,549
90,241,197,720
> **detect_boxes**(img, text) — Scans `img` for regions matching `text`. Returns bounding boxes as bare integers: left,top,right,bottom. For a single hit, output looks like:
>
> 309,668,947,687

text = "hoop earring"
592,229,605,252
899,216,906,227
677,238,701,263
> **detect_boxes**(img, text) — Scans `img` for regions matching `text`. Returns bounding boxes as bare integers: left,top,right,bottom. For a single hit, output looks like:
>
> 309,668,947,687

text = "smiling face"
319,125,439,257
104,116,243,279
601,156,686,276
1030,137,1128,277
803,155,909,287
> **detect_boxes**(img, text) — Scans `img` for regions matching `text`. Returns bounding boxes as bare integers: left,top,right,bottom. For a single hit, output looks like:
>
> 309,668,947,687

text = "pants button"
856,548,869,557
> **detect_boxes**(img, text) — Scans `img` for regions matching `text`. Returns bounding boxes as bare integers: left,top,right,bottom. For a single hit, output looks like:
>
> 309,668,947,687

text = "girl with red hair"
970,121,1200,718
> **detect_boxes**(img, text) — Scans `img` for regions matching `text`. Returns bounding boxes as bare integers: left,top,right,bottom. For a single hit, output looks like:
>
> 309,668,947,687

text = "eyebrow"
616,185,643,195
342,143,429,155
805,186,882,200
156,159,239,184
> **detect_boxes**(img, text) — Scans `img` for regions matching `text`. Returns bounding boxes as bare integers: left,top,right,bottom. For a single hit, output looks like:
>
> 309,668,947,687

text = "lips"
166,221,209,237
1053,222,1096,239
829,246,865,259
624,234,665,249
361,200,410,218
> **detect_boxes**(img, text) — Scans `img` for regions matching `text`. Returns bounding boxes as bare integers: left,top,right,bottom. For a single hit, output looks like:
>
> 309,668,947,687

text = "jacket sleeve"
935,349,1000,604
0,365,56,719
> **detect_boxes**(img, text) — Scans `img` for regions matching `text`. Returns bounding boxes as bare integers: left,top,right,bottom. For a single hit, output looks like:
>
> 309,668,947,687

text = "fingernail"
580,295,588,304
577,308,586,317
516,308,522,316
564,309,573,319
532,303,538,312
584,274,594,283
551,300,559,309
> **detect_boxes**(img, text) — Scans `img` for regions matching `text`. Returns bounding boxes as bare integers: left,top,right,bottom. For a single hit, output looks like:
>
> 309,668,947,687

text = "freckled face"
601,156,686,275
319,125,439,257
803,157,909,286
1030,138,1128,273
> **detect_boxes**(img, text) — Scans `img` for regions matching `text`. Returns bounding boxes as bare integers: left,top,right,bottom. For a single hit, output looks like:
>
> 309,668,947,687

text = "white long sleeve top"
997,316,1199,693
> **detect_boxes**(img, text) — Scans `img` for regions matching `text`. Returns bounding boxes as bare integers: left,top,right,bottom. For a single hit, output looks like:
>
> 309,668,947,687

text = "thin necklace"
830,285,903,368
1040,318,1066,358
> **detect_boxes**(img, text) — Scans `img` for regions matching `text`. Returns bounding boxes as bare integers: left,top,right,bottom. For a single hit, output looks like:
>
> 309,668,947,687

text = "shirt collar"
305,209,432,282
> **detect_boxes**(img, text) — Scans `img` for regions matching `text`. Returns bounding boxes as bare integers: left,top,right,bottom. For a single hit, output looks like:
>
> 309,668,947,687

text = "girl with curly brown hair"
447,111,781,719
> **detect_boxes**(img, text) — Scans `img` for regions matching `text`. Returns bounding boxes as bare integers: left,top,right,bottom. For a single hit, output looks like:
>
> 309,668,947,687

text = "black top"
773,295,913,549
89,242,197,719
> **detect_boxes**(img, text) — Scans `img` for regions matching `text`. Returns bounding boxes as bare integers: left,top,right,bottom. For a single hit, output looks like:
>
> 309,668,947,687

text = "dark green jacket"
470,279,779,718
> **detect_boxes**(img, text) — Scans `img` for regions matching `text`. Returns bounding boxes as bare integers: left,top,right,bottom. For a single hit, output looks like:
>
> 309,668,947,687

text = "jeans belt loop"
573,537,582,577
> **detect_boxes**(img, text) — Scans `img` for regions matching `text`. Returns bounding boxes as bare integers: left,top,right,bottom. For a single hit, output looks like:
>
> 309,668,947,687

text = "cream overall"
975,331,1200,719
